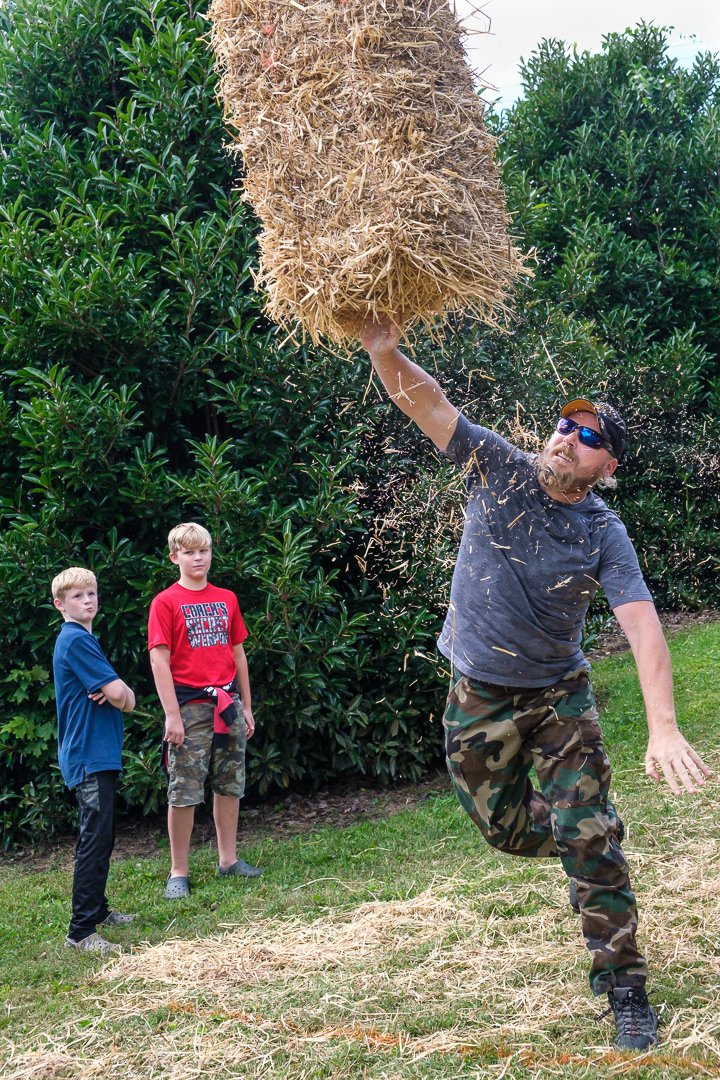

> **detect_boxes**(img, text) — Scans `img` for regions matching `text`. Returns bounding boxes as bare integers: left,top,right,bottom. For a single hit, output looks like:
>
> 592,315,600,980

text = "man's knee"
552,803,629,878
446,772,517,851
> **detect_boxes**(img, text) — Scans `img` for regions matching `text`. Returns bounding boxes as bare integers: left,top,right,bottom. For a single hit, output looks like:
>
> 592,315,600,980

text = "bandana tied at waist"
160,682,240,775
174,682,239,746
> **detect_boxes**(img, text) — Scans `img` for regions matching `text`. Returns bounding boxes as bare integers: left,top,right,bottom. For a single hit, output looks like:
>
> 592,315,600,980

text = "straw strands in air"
208,0,526,345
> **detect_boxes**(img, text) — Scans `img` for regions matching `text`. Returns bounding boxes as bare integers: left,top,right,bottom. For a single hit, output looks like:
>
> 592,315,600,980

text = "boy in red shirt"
148,522,262,898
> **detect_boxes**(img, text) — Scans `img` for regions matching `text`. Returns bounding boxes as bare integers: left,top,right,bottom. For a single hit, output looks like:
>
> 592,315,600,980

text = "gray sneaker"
65,932,120,955
217,858,264,878
601,986,659,1050
98,911,135,927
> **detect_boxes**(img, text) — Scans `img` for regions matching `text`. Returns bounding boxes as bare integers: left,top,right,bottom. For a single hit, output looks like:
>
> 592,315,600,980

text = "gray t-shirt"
437,414,652,687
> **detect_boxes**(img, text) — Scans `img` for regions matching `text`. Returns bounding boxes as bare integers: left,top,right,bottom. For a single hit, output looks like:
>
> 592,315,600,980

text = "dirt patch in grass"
3,770,450,871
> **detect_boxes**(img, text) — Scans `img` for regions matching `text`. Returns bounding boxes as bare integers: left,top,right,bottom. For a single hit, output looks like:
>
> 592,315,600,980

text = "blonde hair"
168,522,212,553
51,567,97,602
595,474,618,492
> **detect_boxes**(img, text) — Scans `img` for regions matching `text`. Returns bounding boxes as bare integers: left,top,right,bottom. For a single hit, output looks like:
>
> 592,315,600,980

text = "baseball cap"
560,398,627,460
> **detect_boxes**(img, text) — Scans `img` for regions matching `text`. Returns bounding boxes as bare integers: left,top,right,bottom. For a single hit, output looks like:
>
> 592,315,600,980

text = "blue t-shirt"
53,621,124,788
437,415,652,687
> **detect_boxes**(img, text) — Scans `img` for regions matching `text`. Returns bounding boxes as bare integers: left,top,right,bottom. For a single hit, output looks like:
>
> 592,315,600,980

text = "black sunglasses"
556,416,611,451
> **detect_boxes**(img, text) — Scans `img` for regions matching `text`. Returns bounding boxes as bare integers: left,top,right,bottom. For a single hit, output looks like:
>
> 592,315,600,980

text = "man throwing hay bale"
362,316,711,1052
208,0,525,344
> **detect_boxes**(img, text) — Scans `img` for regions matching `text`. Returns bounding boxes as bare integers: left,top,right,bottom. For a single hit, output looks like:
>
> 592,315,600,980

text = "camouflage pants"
167,698,247,807
443,667,648,994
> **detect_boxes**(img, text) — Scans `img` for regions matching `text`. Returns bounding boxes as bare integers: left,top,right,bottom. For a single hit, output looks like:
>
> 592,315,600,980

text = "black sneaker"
568,878,580,915
602,986,658,1051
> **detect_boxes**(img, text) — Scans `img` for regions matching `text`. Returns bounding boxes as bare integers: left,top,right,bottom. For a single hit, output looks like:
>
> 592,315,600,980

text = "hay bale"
208,0,525,345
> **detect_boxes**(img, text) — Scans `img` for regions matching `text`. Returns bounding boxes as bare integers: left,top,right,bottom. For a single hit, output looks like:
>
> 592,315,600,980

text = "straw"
208,0,526,345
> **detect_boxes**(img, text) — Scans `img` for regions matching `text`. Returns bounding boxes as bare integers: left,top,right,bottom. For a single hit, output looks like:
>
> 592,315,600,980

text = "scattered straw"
3,784,719,1077
208,0,526,344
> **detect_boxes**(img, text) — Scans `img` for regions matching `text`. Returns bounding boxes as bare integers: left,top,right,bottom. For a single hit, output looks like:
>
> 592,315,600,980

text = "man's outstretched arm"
613,600,712,795
361,317,460,451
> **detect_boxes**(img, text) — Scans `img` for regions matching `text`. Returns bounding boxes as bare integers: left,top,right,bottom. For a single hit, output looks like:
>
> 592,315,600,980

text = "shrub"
0,8,718,847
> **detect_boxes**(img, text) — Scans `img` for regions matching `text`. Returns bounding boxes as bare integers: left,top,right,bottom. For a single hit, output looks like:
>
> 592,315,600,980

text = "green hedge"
0,5,718,846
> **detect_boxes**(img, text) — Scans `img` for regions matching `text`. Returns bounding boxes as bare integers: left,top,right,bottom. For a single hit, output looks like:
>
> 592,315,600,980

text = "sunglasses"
556,416,611,451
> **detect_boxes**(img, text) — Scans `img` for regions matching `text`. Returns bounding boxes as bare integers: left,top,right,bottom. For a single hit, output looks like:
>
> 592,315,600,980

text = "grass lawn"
1,622,719,1078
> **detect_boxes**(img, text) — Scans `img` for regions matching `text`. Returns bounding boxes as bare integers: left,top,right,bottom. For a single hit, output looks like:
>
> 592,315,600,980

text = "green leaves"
4,4,716,849
470,23,720,612
0,0,448,845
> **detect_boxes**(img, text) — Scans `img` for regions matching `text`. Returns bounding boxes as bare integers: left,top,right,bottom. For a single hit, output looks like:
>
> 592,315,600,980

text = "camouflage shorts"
443,666,648,994
166,697,247,807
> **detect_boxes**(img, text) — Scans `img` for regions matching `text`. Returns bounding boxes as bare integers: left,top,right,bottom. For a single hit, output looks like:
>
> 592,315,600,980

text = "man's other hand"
645,732,712,795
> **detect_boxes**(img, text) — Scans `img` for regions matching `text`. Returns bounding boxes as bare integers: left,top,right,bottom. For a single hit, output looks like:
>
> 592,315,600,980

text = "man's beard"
537,446,588,496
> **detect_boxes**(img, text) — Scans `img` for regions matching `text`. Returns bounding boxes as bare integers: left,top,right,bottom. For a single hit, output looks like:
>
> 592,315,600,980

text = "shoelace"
596,992,652,1035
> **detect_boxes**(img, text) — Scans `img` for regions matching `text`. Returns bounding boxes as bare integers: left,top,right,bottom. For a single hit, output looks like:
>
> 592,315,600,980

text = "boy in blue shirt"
52,567,136,954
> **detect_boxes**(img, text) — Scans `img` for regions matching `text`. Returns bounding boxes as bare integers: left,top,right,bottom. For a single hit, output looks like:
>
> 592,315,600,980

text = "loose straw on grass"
4,781,719,1077
208,0,527,345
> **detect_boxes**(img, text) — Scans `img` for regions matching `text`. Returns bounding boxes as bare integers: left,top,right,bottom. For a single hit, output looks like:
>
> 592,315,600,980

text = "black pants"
68,771,117,942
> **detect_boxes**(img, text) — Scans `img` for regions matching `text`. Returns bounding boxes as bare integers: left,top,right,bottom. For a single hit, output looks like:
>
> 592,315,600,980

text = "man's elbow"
616,603,668,658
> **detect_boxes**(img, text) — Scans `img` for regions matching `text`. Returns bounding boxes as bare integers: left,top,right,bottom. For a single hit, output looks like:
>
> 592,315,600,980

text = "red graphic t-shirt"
147,581,248,687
